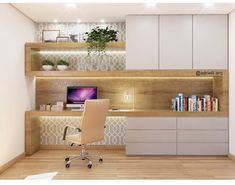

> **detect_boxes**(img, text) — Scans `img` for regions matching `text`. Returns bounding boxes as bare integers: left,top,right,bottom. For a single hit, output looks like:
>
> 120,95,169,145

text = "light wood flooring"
1,149,235,179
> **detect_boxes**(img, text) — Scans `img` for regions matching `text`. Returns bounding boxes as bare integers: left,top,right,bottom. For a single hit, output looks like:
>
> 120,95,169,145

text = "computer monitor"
66,86,97,107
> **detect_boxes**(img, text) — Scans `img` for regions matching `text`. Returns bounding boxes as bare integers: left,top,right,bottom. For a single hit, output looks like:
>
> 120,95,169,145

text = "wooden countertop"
25,109,228,117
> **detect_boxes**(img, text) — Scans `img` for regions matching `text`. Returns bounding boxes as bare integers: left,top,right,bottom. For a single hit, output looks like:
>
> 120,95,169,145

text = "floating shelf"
25,42,125,50
27,70,226,78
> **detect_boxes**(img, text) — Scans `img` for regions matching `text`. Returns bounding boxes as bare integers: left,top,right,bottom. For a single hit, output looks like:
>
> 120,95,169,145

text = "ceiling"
12,3,235,23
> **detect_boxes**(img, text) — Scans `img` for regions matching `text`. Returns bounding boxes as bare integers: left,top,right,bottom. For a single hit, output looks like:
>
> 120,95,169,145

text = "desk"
25,109,227,155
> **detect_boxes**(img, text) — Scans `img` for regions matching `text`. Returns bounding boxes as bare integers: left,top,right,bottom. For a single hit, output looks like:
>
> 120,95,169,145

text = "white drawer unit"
177,117,228,155
126,143,177,155
127,117,176,130
127,130,176,143
126,117,177,155
177,143,228,155
126,117,228,156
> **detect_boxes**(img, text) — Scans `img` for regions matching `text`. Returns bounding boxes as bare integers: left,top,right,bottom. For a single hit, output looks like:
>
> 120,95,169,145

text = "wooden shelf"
25,42,125,50
26,109,228,117
27,70,227,77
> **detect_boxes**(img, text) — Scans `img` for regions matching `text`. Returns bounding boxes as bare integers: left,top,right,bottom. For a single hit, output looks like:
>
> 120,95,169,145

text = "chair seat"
66,134,81,144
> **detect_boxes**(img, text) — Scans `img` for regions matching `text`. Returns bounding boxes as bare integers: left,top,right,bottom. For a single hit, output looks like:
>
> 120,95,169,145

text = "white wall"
0,4,35,166
229,10,235,155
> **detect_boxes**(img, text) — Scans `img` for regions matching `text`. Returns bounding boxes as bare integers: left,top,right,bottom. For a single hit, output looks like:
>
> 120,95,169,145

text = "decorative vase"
57,65,68,71
42,65,53,71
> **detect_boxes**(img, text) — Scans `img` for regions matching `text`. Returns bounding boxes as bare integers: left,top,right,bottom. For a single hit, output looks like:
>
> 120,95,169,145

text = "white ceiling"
12,3,235,22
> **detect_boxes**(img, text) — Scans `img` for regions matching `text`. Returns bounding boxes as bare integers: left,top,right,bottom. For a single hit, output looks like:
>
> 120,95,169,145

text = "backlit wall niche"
34,22,126,71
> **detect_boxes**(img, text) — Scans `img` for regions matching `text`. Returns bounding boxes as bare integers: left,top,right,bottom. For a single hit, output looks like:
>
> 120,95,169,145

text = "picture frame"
42,30,60,42
56,36,70,42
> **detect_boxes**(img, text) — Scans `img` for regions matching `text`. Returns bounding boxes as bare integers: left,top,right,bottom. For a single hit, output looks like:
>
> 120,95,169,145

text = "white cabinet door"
159,15,192,69
126,15,159,69
193,15,228,69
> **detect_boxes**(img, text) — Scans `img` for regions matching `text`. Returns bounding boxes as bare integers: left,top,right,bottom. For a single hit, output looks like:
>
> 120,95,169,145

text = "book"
191,95,197,112
183,97,188,111
171,98,176,111
176,96,180,112
178,93,184,112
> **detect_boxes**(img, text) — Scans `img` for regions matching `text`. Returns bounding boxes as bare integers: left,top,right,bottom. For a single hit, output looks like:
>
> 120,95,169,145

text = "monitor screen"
67,86,97,104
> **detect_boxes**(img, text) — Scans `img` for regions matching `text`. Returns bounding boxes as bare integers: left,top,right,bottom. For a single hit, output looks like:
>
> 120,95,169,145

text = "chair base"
64,145,103,169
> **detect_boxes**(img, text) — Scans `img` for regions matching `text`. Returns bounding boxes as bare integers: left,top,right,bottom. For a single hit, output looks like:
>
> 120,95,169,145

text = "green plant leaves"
84,26,118,55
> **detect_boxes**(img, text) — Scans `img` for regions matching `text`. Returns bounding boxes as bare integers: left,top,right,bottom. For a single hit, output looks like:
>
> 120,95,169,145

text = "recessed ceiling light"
145,3,157,7
53,19,58,23
66,3,77,8
204,3,215,7
100,19,105,23
77,19,81,23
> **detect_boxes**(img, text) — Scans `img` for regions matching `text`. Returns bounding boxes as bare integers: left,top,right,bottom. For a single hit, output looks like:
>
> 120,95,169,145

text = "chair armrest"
62,126,81,140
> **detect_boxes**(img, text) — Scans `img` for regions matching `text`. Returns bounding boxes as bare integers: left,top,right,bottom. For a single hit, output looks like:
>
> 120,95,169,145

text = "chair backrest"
80,99,109,144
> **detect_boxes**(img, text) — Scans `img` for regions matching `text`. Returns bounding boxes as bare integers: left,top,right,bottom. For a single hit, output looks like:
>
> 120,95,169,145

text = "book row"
171,93,219,112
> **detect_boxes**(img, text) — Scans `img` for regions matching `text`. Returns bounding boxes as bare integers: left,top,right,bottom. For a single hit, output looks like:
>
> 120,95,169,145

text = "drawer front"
177,143,228,155
177,130,228,143
127,117,176,130
126,130,176,142
126,143,177,155
177,117,228,130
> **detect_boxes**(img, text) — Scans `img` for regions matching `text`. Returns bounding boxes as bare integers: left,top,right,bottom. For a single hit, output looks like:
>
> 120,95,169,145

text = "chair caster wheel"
65,163,70,168
87,161,92,168
99,158,103,162
65,157,70,162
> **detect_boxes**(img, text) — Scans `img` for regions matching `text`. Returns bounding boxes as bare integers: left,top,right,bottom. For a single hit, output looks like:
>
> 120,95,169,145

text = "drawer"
177,130,228,143
177,143,228,155
126,130,176,142
126,143,176,155
177,117,228,130
127,117,176,130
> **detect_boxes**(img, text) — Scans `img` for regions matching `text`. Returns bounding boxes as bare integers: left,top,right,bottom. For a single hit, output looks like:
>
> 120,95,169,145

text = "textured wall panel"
39,116,126,145
36,22,125,42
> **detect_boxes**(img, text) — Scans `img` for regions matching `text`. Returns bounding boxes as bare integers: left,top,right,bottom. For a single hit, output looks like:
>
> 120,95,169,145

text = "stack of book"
171,93,219,112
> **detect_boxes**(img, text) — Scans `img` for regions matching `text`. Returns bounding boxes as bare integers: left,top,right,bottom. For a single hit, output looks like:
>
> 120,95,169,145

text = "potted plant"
57,60,69,71
42,60,54,71
84,26,118,55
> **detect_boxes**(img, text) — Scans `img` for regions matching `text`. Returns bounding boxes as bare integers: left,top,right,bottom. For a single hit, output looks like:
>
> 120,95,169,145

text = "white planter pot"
57,65,68,71
42,65,53,71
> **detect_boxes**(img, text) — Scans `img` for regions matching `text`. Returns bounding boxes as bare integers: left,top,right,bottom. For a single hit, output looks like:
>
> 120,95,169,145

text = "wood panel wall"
36,77,214,110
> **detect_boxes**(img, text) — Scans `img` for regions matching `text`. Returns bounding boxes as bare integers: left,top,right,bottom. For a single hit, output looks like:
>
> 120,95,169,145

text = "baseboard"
0,153,25,174
40,145,125,150
228,153,235,162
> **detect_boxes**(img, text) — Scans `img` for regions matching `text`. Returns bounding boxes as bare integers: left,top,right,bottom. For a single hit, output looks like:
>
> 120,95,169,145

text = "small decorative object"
51,104,63,111
42,60,54,71
57,60,69,71
56,36,70,42
42,30,60,42
69,34,78,42
56,101,64,107
84,26,118,55
46,104,51,111
39,104,46,111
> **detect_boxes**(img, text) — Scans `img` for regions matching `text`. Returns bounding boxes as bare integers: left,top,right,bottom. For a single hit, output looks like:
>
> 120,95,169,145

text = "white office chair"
63,99,109,168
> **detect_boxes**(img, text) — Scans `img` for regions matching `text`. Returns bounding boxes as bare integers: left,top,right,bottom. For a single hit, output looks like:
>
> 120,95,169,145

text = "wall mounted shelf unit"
25,42,126,75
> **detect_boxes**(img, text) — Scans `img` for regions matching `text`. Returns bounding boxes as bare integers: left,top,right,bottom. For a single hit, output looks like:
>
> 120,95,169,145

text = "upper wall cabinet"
126,15,159,69
193,15,228,69
159,15,192,69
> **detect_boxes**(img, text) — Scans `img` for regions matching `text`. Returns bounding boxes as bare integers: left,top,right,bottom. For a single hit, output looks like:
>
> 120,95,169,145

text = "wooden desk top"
25,109,228,117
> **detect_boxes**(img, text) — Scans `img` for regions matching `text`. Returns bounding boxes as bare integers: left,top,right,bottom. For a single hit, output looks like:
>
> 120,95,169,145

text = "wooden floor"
1,149,235,179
